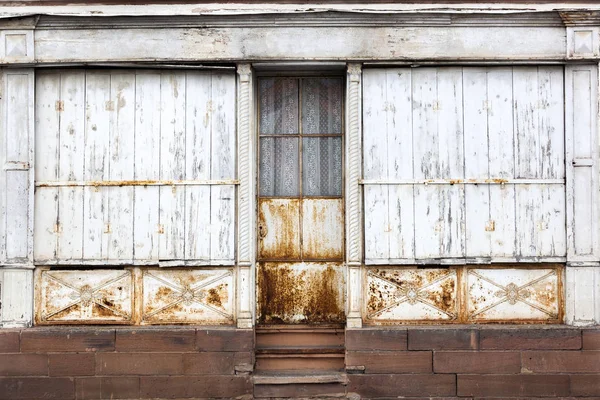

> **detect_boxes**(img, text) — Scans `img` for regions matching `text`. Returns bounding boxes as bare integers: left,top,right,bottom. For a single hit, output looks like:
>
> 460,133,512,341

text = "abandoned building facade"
0,1,599,399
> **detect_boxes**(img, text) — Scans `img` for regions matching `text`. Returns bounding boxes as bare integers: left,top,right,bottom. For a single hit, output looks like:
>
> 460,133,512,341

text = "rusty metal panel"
257,262,345,325
365,267,458,324
35,268,134,324
140,268,234,325
466,266,562,323
258,199,301,260
302,199,344,260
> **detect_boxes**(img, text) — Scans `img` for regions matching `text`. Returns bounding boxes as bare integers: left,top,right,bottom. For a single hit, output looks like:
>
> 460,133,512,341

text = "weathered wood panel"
33,70,237,264
566,65,599,263
33,26,566,63
363,66,566,263
1,69,34,265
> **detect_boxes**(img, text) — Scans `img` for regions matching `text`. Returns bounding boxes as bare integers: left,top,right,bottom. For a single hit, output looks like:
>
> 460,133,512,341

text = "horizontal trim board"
30,26,567,63
36,179,239,187
360,178,565,185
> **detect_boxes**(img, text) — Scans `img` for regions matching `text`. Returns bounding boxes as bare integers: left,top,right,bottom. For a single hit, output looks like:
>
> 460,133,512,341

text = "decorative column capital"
237,63,252,82
347,63,362,82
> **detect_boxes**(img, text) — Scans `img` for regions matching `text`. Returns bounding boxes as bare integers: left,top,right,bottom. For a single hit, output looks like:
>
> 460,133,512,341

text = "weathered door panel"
302,199,344,260
258,199,301,260
257,262,345,324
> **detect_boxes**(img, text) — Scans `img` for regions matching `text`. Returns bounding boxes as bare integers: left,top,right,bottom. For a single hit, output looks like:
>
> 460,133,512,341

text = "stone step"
256,326,345,349
254,371,348,399
255,353,345,371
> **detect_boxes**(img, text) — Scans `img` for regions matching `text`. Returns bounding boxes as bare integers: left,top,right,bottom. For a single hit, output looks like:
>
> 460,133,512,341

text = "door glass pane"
260,137,300,196
302,78,343,134
259,78,299,135
302,137,342,196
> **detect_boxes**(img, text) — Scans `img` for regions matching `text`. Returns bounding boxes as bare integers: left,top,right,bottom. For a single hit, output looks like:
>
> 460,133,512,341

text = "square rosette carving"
141,268,234,325
365,267,458,323
36,269,133,324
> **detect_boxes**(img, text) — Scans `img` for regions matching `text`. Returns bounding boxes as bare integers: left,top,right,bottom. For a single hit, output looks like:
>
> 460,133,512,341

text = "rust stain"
55,100,64,111
258,199,301,260
257,263,344,325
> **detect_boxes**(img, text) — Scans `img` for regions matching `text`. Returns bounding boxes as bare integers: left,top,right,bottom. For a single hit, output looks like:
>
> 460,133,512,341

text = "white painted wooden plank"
513,67,540,179
364,185,388,260
57,72,85,260
107,73,135,260
5,171,29,259
210,72,236,180
566,266,600,326
362,69,390,260
487,68,517,257
83,73,110,260
537,66,565,179
0,269,33,327
210,185,235,261
436,68,464,179
33,73,60,261
412,68,438,181
363,69,388,181
209,72,236,262
5,73,30,163
184,72,212,260
388,185,415,259
464,68,491,258
133,72,161,261
159,72,186,260
515,184,566,257
386,69,415,260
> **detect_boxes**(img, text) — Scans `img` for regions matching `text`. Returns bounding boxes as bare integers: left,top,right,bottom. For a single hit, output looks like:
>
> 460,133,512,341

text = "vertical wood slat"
566,65,600,263
1,69,35,265
33,69,237,264
363,66,566,263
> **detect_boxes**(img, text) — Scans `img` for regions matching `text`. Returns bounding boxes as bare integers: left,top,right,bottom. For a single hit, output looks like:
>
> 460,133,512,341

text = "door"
256,76,346,325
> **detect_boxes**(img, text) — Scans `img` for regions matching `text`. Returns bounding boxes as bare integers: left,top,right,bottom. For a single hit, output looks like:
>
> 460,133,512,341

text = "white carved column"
346,63,363,328
236,63,255,329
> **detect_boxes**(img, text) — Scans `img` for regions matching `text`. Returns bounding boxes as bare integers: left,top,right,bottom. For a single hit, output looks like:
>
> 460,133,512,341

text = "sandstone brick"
571,374,600,397
408,328,478,350
96,353,183,375
0,377,75,399
434,351,521,374
50,353,95,377
21,329,115,352
115,328,195,352
234,351,254,366
457,374,570,397
346,329,408,351
346,351,432,373
196,329,253,351
76,377,140,399
480,328,581,350
348,374,456,397
140,375,252,398
522,351,600,373
583,330,600,350
183,352,235,375
0,354,48,376
0,331,20,353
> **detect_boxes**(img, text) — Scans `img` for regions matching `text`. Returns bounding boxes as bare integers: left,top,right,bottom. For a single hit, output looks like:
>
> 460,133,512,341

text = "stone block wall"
346,327,600,399
0,327,254,399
